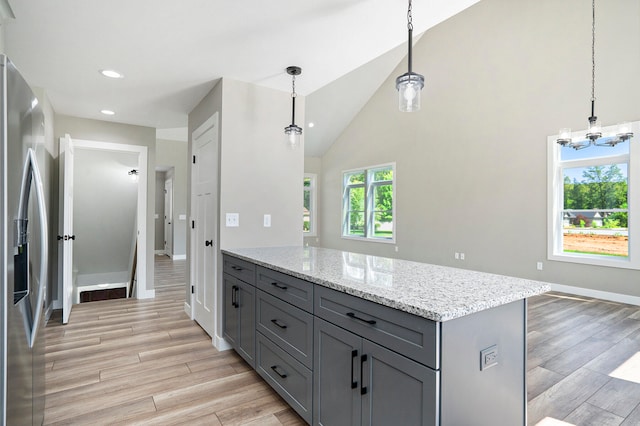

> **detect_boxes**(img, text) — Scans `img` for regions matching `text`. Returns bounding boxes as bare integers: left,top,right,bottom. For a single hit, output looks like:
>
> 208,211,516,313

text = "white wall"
304,156,322,247
317,0,640,299
73,148,138,279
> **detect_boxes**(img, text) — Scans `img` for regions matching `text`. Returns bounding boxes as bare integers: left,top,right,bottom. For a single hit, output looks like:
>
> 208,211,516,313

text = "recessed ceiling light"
308,122,315,128
100,69,124,79
100,109,115,116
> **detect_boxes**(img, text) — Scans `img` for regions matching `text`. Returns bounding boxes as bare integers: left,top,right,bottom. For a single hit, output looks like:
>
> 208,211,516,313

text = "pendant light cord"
291,74,297,126
590,0,596,118
407,0,413,74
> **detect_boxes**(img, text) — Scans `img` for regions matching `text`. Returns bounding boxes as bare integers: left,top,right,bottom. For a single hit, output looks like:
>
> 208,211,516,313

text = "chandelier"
557,0,633,150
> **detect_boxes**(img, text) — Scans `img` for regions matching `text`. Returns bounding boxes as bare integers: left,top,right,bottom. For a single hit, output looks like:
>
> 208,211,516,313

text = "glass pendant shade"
396,72,425,112
284,124,302,149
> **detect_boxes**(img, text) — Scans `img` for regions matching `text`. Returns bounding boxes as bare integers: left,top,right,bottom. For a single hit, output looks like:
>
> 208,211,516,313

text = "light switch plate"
264,214,271,227
179,214,186,220
226,213,239,227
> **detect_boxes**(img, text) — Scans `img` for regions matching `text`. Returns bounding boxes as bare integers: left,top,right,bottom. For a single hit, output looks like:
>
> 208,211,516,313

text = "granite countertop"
222,246,551,322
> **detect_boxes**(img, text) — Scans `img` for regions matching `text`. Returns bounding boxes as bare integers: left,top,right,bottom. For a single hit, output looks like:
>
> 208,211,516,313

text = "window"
303,174,317,236
342,163,395,242
547,121,639,269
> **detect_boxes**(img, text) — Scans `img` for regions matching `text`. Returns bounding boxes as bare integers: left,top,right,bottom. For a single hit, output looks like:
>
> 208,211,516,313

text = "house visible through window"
547,121,639,269
342,163,395,242
303,174,316,236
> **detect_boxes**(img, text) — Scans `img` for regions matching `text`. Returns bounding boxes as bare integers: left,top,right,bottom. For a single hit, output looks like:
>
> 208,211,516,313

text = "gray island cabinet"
221,247,550,426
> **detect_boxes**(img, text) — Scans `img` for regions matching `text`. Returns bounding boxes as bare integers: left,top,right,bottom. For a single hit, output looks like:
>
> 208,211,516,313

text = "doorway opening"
58,136,149,323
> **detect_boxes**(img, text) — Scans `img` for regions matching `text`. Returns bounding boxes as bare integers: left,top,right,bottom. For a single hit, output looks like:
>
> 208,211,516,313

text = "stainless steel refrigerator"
1,54,48,425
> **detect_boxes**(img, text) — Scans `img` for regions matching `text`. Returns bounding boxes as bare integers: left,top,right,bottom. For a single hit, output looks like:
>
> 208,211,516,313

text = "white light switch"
264,214,271,227
179,214,186,220
226,213,239,227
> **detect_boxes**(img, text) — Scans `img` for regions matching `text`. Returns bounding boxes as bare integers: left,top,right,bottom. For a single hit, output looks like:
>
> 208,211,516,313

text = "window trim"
342,162,396,244
547,121,640,269
303,173,317,237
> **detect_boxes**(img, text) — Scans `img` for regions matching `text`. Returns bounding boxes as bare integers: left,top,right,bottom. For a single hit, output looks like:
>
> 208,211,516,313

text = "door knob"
205,240,213,247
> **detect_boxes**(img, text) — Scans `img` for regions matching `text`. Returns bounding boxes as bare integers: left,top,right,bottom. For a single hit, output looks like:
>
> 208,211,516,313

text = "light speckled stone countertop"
222,246,551,322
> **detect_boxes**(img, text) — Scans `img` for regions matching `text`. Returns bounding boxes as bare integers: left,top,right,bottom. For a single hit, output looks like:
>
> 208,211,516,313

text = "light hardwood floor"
44,255,304,425
45,256,640,425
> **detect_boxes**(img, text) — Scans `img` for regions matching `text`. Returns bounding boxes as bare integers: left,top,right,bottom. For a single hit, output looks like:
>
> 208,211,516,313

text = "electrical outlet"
225,213,239,227
455,252,460,260
263,214,271,227
537,262,543,271
480,345,499,371
395,246,399,252
460,253,465,261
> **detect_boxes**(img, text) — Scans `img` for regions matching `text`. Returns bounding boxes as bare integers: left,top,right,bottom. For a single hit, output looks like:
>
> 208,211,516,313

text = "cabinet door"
361,339,438,426
222,274,238,348
314,318,362,426
237,280,256,367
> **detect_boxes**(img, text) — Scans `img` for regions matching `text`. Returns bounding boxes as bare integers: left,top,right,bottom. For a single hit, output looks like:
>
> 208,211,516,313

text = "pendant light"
284,66,302,149
557,0,633,150
395,0,424,112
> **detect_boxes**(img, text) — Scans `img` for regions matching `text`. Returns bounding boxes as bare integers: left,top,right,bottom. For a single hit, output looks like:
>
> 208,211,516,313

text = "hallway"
43,255,303,425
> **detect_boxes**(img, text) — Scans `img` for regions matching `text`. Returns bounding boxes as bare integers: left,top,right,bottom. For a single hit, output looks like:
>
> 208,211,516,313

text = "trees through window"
342,164,395,242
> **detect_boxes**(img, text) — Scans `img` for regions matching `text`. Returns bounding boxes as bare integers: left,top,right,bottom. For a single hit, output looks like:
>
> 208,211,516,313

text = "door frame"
164,177,173,257
56,138,151,305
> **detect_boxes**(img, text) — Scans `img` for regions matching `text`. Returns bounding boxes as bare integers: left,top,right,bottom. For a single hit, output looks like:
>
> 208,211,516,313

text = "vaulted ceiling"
4,0,479,155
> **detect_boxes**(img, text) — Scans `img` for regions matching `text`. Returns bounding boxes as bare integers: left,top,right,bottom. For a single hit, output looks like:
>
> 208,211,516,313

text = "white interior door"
164,178,173,257
58,134,74,324
191,116,218,337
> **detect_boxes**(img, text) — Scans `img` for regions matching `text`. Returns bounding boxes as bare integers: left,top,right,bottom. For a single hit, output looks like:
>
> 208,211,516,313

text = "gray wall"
156,138,188,256
188,77,304,344
316,0,640,298
73,148,138,277
53,114,156,295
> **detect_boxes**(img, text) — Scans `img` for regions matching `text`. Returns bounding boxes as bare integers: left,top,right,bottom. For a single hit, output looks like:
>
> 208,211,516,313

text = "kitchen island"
221,246,550,425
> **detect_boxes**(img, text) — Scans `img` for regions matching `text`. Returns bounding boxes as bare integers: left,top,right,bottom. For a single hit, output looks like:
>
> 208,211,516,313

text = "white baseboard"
52,298,62,310
136,289,155,300
215,334,233,352
172,254,186,260
550,283,640,306
155,250,166,255
184,301,192,319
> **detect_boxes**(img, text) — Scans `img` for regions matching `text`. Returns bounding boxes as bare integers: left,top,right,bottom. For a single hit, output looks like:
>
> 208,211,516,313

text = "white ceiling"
4,0,479,154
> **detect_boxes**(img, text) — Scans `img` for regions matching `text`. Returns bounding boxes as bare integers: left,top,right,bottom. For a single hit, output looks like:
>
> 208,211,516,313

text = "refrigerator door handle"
17,148,48,348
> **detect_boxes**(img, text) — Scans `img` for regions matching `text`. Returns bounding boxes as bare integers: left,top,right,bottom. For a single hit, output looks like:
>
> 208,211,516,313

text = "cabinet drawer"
257,266,313,312
257,290,314,369
256,333,312,424
315,286,440,370
223,255,256,284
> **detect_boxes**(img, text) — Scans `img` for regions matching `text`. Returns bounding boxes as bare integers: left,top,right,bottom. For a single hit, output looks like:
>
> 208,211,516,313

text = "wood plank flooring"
45,256,640,425
527,292,640,425
44,255,304,425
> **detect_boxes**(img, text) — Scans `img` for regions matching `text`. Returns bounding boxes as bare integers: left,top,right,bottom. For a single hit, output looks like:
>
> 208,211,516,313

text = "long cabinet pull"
346,312,377,325
360,354,368,395
231,285,239,308
270,319,288,329
230,265,243,271
351,349,358,389
271,282,288,290
271,365,288,379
